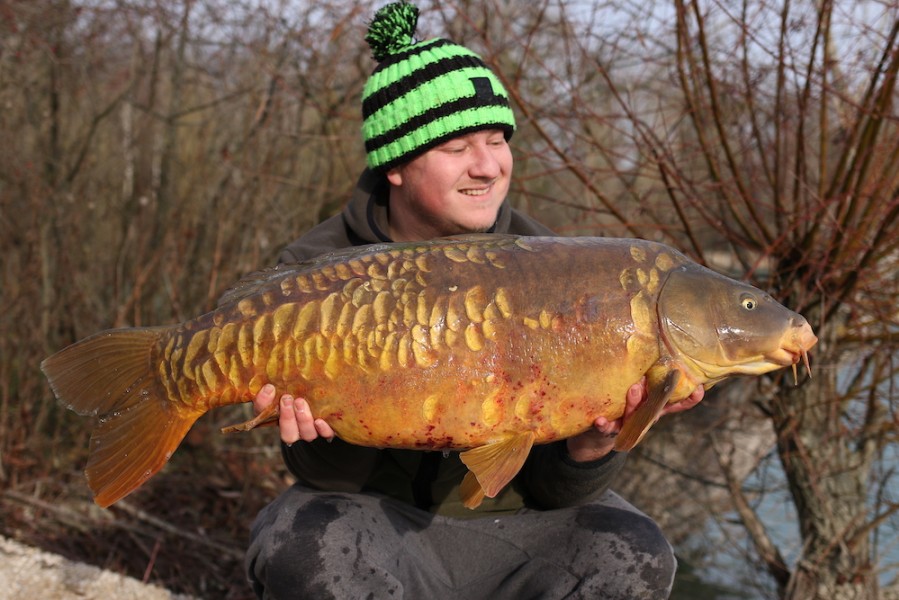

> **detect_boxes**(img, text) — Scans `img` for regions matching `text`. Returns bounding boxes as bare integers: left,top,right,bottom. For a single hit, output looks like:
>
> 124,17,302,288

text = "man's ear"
386,166,403,187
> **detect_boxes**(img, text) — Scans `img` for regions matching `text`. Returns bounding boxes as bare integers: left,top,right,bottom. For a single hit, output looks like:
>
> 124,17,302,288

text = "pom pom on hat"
361,1,517,172
365,1,419,61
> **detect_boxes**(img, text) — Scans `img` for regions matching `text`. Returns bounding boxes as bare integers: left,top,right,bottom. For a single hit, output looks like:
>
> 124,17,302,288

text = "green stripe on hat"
366,104,515,172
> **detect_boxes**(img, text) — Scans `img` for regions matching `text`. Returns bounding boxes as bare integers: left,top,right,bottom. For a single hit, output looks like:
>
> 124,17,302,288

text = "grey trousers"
246,485,676,600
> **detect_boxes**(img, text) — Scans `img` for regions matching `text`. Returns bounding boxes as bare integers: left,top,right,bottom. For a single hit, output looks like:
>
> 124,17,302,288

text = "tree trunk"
772,316,877,599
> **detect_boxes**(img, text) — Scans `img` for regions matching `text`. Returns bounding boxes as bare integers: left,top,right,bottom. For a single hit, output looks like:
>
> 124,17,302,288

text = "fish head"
657,265,818,384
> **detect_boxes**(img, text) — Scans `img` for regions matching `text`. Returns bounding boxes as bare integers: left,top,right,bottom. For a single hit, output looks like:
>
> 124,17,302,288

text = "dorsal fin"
217,244,391,306
217,264,299,307
217,235,526,306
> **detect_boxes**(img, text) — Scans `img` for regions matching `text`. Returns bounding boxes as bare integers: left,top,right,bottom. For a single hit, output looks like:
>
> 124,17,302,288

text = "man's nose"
468,143,501,178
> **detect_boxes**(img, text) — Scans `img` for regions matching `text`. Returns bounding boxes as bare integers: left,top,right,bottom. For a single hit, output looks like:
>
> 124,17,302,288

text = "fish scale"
41,234,817,508
161,248,496,411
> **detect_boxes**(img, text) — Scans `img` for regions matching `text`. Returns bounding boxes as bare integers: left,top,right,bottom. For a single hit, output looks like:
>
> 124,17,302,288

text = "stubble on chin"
422,212,496,238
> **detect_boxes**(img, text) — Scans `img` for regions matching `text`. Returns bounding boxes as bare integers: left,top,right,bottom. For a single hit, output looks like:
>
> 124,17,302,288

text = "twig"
2,490,96,534
712,435,791,591
2,490,243,561
143,535,163,583
113,501,244,561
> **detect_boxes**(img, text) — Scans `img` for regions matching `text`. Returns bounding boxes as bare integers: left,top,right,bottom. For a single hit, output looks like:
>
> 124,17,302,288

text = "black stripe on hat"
364,91,511,155
371,38,454,73
362,53,491,118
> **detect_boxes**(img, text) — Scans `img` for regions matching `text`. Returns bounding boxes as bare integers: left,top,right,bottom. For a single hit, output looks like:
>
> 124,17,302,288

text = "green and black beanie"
362,1,516,173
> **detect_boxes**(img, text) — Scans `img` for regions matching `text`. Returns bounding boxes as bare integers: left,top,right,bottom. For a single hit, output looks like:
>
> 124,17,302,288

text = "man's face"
385,129,513,241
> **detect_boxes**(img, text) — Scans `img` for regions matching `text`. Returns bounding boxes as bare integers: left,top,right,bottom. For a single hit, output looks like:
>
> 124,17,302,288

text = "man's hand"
254,384,335,446
565,379,705,463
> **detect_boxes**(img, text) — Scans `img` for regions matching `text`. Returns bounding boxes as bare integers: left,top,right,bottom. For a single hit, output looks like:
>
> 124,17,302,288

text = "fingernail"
263,384,275,395
281,395,293,407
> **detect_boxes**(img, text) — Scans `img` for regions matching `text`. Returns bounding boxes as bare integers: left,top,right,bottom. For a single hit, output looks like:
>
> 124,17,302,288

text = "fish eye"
741,294,757,310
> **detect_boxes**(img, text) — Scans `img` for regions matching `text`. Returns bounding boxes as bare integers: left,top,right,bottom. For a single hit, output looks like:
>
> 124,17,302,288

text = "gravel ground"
0,536,195,600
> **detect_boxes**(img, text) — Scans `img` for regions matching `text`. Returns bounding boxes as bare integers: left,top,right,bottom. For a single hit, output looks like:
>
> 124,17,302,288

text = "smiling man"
244,2,702,599
386,129,512,240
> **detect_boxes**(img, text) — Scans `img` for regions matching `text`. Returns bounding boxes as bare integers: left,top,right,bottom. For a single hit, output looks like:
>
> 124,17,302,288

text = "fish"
41,234,818,509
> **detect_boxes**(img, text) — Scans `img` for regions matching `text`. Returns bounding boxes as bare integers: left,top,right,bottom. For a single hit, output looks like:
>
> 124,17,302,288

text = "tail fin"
41,327,204,507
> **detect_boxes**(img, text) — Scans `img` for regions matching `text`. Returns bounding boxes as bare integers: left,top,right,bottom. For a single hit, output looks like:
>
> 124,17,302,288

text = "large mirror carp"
42,235,817,508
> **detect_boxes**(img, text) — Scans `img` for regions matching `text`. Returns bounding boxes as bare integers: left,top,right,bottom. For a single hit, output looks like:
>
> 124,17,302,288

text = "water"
672,559,755,599
677,393,899,596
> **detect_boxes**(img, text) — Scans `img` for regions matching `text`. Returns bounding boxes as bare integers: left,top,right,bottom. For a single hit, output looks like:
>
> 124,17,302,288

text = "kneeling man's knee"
576,505,676,598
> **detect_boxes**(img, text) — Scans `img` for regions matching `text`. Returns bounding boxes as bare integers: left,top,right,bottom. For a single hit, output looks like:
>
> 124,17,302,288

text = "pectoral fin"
459,431,536,509
614,370,681,452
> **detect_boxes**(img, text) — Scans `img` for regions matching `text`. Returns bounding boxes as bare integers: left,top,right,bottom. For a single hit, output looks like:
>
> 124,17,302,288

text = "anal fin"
614,370,681,452
221,399,280,434
459,431,536,509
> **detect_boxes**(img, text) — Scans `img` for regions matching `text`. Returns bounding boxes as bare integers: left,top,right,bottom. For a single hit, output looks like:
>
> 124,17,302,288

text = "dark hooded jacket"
276,169,626,517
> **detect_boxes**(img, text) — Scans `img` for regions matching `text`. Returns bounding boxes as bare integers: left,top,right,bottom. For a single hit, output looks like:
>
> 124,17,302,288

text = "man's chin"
457,223,495,235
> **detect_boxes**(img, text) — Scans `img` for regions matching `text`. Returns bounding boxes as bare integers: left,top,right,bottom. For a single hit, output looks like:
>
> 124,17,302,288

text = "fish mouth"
701,324,818,382
772,324,818,383
766,347,804,367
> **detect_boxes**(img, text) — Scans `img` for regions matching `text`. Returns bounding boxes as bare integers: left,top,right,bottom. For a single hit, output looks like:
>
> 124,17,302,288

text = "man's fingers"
691,386,706,403
661,385,706,416
253,383,277,413
592,416,618,436
314,418,336,442
624,379,646,416
279,394,301,445
279,395,330,446
294,397,320,442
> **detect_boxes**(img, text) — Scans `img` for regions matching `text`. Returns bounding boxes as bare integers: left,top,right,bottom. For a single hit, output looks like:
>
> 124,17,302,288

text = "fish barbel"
41,235,818,508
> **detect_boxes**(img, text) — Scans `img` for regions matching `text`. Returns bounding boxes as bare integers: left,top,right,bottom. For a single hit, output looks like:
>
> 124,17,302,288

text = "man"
245,3,703,598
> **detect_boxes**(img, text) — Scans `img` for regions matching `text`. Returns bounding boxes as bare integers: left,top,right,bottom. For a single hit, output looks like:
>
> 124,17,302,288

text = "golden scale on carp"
42,235,818,509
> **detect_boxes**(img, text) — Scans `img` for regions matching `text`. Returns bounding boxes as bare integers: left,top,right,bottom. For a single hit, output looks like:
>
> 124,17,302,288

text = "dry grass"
2,424,289,598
